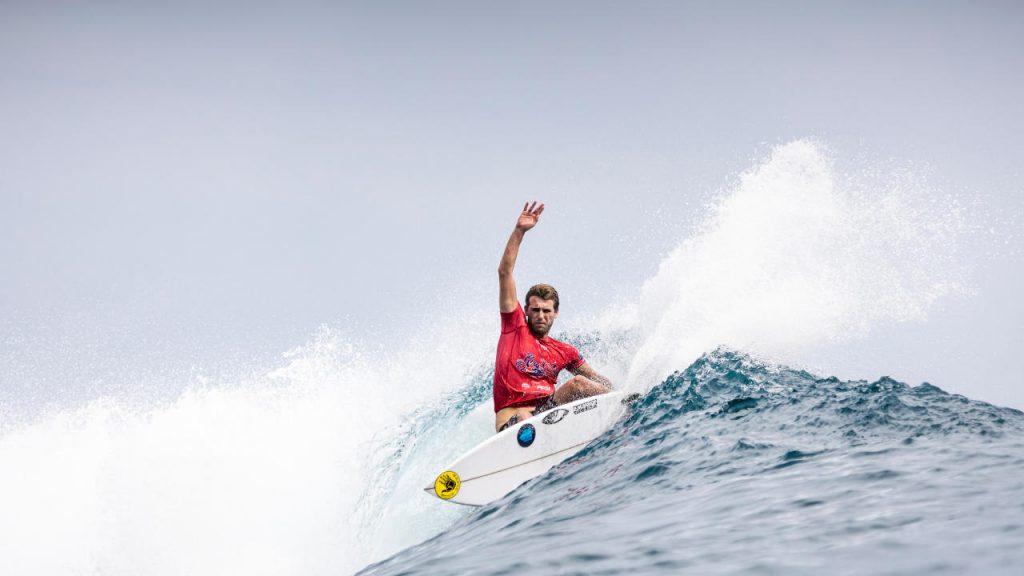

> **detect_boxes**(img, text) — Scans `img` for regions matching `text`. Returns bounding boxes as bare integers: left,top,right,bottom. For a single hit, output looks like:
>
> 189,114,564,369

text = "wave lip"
362,349,1024,575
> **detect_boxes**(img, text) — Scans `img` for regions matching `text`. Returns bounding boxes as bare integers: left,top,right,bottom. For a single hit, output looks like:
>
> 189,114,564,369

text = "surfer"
494,201,613,433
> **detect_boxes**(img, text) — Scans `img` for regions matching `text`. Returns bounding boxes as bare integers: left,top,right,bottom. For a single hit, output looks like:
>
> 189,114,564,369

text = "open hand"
516,201,545,231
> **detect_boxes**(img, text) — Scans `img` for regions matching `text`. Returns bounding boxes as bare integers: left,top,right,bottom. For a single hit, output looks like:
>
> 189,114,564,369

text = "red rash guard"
493,303,584,412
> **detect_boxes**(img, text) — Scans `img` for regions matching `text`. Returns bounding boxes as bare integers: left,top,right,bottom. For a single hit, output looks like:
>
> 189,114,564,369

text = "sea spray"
622,140,966,387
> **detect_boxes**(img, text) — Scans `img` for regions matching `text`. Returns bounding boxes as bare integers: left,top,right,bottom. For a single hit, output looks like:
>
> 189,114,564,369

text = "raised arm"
499,201,545,313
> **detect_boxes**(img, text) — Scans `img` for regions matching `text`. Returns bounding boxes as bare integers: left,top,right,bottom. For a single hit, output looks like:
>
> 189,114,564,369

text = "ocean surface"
361,349,1024,575
1,141,1016,575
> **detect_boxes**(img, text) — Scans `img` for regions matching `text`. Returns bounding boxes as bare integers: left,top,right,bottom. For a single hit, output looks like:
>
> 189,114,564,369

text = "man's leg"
553,375,611,405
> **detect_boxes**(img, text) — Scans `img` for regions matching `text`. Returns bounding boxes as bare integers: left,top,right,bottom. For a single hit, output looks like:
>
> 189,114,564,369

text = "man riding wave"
493,202,613,432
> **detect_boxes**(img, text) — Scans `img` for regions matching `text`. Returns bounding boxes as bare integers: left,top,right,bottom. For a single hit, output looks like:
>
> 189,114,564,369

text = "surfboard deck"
425,391,634,506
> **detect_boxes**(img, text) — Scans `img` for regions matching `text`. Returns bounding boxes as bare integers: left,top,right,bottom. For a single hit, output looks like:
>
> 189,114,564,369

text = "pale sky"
2,1,1022,409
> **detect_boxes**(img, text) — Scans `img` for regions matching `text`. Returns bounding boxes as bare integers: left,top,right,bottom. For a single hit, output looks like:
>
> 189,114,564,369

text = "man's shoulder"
544,334,579,353
500,301,525,317
500,303,528,333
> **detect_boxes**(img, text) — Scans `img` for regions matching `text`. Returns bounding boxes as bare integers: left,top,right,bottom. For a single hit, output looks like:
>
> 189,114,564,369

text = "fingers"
521,201,545,215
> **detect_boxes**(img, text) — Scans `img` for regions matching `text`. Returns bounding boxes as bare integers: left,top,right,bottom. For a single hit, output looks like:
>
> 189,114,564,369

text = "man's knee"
574,376,609,394
557,376,609,402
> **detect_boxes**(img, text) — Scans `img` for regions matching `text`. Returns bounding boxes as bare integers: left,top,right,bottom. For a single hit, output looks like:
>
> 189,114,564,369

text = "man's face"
525,296,558,337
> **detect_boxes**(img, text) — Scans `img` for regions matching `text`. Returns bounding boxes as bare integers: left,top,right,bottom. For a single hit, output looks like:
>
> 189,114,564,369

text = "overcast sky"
2,1,1022,409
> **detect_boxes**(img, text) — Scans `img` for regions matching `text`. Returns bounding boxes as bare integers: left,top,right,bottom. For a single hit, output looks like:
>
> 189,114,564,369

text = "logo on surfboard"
573,399,598,415
434,471,461,499
542,408,569,425
517,423,536,447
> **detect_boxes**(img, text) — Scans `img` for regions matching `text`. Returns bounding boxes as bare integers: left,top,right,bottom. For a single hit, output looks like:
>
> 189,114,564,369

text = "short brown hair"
525,283,560,311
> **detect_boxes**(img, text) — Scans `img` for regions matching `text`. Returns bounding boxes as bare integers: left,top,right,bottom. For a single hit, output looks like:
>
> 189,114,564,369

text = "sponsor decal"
434,471,461,500
573,399,598,415
542,408,569,425
517,423,536,447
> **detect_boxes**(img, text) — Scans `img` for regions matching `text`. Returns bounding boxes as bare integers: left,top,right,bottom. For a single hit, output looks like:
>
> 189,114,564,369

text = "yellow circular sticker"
434,471,461,500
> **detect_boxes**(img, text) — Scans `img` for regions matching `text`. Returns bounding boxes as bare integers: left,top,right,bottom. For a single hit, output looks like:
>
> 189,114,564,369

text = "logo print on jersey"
515,353,557,378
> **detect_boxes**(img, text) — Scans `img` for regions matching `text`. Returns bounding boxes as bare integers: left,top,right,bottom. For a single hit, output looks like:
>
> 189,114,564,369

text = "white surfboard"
425,391,633,506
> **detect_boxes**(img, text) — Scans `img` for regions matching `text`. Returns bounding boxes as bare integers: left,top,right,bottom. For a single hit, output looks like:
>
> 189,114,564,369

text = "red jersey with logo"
493,303,584,412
